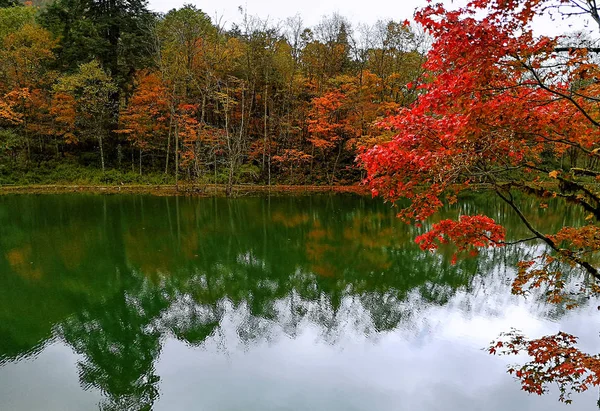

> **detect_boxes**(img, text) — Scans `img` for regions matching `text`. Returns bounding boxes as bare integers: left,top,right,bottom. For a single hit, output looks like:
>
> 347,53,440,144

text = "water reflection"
0,193,596,410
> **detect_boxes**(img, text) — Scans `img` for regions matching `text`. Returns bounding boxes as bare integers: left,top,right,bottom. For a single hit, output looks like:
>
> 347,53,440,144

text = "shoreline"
0,184,370,197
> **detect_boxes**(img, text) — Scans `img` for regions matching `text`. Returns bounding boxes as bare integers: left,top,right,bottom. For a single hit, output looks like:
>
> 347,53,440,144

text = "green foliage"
237,163,260,182
40,0,155,90
0,5,36,40
0,0,19,8
54,61,117,142
0,159,173,185
0,128,21,151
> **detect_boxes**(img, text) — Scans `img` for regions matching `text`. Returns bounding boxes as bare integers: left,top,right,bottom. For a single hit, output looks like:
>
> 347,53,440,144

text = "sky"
147,0,454,29
147,0,596,37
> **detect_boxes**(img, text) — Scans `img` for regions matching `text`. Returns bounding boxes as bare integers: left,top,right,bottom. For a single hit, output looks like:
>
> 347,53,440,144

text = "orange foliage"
50,92,77,144
119,72,170,151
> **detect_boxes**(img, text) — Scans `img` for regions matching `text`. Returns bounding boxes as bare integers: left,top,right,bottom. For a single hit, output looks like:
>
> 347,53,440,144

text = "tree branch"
554,47,600,53
494,185,600,281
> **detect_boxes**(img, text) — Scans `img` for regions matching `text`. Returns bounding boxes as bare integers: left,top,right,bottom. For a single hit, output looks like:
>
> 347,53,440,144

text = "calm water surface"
0,193,598,410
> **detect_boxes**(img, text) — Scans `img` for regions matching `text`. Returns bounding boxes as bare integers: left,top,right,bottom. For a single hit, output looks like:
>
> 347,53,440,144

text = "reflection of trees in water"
59,269,172,411
0,193,586,409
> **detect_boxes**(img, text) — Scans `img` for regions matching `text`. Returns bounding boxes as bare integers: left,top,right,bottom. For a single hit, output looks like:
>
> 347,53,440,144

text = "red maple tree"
360,0,600,403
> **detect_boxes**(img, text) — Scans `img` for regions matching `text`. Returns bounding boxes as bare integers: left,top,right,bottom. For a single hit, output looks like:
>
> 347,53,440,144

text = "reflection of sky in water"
153,271,600,410
0,194,597,410
3,264,598,410
0,343,101,410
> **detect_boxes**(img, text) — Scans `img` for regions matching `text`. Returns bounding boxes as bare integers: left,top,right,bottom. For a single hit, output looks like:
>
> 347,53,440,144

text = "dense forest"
0,0,426,188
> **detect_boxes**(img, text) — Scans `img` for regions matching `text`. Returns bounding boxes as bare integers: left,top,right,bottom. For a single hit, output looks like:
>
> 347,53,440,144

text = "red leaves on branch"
550,226,600,252
360,0,600,219
361,0,600,403
308,89,354,150
415,215,506,262
491,330,600,403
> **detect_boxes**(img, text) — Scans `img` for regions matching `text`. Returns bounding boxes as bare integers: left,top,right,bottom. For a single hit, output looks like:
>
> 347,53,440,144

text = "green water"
0,193,597,410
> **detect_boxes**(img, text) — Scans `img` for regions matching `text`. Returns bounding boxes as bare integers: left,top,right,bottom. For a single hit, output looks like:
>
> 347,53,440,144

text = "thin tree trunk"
263,84,267,172
165,113,173,175
175,121,179,190
309,145,315,177
214,150,217,186
330,141,343,185
99,133,105,173
25,132,31,163
225,87,233,196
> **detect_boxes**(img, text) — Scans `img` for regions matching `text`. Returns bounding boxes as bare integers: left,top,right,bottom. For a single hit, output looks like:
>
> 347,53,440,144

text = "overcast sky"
148,0,427,28
147,0,595,37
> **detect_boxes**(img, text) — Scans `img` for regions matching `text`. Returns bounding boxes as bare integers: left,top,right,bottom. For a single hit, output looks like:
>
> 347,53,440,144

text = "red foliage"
491,330,600,403
360,0,600,219
119,72,170,151
360,0,600,402
308,89,355,151
415,215,506,262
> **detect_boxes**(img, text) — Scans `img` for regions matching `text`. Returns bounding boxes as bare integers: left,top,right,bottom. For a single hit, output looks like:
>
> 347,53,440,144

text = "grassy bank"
1,160,364,194
0,183,369,197
1,161,175,186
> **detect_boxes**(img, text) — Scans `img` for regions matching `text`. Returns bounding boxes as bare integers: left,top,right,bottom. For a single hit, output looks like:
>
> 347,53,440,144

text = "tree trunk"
263,84,268,172
165,113,173,175
225,89,232,197
175,121,179,190
330,141,343,186
99,133,105,173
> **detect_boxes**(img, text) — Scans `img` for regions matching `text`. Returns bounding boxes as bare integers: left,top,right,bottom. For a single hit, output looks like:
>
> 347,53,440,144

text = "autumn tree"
0,6,56,161
235,13,281,180
153,5,222,184
361,0,600,404
308,78,355,184
300,14,353,91
0,3,432,185
363,20,426,105
118,71,169,174
53,61,117,172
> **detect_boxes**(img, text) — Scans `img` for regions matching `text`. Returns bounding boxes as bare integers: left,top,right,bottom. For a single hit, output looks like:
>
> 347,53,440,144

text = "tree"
0,15,56,161
40,0,155,92
360,0,600,404
0,5,36,41
153,5,221,184
118,71,170,174
307,77,357,184
53,61,117,172
363,20,425,105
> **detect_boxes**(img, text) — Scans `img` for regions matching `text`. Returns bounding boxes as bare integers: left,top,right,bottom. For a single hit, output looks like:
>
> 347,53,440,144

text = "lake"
0,193,598,410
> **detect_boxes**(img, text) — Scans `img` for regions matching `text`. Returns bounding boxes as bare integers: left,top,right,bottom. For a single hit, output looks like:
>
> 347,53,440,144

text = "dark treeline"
0,1,426,189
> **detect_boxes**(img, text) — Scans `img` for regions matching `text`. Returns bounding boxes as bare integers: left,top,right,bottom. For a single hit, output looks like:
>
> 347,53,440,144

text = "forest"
6,0,600,404
0,0,426,189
